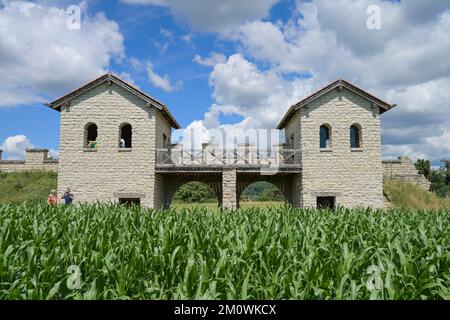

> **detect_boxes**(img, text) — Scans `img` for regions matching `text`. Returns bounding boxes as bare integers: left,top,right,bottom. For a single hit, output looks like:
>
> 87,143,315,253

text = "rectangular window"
317,196,335,209
119,198,141,206
163,134,168,148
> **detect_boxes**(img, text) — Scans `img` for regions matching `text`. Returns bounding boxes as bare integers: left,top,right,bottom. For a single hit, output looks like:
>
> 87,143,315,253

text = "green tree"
260,185,284,201
174,182,215,203
443,160,450,185
423,159,450,198
415,159,431,178
241,182,284,202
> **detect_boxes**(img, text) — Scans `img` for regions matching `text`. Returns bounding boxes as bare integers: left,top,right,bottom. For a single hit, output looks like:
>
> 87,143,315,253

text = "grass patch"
0,171,57,204
384,180,450,211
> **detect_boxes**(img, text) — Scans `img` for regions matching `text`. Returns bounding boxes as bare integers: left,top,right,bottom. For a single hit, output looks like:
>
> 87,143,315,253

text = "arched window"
85,123,98,148
120,123,132,148
350,124,361,148
320,124,331,149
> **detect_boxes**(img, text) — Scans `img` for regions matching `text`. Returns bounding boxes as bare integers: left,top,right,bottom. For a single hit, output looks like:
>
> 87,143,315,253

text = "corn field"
0,203,449,300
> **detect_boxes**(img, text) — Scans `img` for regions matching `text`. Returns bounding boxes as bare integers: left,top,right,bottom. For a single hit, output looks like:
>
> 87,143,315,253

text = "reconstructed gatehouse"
0,73,430,208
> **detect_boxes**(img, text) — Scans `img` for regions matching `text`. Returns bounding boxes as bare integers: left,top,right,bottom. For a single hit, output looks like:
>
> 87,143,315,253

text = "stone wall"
382,157,431,190
222,169,237,209
0,149,58,172
287,87,385,209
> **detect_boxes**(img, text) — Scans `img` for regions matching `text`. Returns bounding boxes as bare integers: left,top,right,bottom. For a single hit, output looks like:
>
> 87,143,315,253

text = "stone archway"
236,173,294,208
239,181,285,204
160,172,222,208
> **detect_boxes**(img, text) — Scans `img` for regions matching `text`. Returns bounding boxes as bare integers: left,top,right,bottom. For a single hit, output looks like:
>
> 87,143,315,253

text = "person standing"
62,188,74,205
47,190,58,206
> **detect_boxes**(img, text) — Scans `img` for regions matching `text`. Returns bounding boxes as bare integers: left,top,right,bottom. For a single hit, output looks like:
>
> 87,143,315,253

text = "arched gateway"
45,74,396,209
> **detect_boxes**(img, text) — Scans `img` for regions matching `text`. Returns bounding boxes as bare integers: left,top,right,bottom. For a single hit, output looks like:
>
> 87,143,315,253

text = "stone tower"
277,80,396,209
46,73,180,207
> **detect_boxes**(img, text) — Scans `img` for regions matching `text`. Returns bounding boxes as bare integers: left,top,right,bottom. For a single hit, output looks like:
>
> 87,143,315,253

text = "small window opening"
119,198,140,206
163,133,168,148
350,125,361,148
320,125,331,149
86,123,98,149
317,196,335,209
120,124,132,148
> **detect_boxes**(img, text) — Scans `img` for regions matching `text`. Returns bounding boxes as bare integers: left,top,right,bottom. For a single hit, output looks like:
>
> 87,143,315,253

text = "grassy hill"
384,180,450,211
0,171,57,204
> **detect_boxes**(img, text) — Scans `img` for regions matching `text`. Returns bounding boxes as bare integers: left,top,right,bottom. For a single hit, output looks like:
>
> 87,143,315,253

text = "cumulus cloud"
193,52,227,67
122,0,279,33
199,0,450,164
0,135,34,160
203,54,313,130
0,135,59,160
48,149,60,160
0,0,125,107
146,62,182,92
173,54,312,149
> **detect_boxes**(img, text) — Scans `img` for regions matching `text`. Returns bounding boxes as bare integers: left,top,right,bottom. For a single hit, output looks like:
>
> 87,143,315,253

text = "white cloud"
181,33,194,44
160,27,174,39
0,0,125,107
193,52,226,67
206,54,313,129
48,149,60,160
0,135,34,160
206,0,450,164
176,54,313,149
0,135,59,160
146,62,182,92
154,41,169,54
172,120,211,150
122,0,279,33
234,0,450,88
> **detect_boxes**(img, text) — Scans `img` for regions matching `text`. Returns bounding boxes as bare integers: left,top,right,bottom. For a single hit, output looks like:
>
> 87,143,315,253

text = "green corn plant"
0,203,448,300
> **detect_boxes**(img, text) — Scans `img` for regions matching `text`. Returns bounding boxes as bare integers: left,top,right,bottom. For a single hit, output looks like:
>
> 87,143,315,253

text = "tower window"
350,124,361,148
85,123,98,148
120,123,132,148
320,124,331,149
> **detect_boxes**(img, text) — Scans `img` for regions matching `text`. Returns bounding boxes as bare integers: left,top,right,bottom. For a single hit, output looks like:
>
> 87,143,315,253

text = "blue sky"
1,0,450,165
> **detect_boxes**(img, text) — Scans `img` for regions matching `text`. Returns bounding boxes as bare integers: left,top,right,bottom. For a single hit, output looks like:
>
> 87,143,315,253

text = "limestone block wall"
57,82,164,207
0,149,58,173
382,157,431,190
290,173,302,207
153,111,172,208
156,110,172,149
222,169,237,209
289,88,384,209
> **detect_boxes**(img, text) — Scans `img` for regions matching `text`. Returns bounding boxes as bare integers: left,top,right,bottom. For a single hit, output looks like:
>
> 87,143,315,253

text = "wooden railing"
156,144,301,167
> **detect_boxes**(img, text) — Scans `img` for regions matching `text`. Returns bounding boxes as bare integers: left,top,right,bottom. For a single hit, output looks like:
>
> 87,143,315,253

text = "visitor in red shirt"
47,190,58,206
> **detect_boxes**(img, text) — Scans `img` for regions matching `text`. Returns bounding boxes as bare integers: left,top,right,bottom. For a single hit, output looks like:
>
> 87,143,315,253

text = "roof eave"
45,73,181,129
276,79,396,129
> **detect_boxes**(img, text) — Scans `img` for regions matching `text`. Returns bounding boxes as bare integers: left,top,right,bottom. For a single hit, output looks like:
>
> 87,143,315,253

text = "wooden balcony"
155,144,301,173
